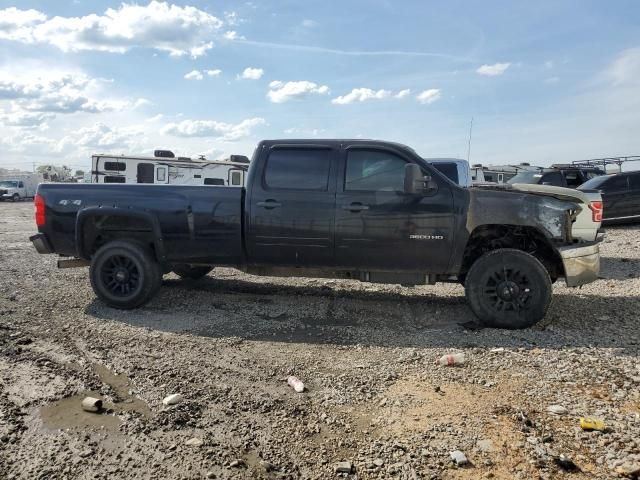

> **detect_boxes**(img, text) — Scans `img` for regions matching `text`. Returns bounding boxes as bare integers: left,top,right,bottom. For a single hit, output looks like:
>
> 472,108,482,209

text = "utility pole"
467,117,474,162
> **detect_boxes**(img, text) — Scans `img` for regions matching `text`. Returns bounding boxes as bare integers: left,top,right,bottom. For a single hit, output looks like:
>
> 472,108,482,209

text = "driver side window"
345,150,407,192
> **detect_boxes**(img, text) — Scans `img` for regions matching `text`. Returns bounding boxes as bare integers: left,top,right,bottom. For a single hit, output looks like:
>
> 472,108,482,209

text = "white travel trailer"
0,173,43,201
90,150,249,187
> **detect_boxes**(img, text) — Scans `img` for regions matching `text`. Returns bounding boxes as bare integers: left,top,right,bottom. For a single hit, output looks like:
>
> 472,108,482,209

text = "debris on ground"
80,396,102,412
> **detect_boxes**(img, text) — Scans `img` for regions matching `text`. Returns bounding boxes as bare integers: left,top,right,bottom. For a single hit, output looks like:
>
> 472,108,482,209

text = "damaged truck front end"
459,186,602,288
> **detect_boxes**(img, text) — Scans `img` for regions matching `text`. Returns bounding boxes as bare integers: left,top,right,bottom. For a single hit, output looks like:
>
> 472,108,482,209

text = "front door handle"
342,203,370,212
257,199,282,209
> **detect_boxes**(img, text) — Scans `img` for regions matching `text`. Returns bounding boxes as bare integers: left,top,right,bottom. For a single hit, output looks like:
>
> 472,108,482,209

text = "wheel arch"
460,224,564,281
75,207,166,263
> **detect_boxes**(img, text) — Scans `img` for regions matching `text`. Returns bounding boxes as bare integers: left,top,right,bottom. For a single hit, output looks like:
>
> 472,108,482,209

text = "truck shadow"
85,275,640,354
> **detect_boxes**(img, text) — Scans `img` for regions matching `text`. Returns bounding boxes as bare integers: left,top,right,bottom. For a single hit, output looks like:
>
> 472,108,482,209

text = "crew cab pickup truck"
30,139,604,329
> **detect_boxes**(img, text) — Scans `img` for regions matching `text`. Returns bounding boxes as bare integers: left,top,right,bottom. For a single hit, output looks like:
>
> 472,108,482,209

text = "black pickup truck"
31,139,603,329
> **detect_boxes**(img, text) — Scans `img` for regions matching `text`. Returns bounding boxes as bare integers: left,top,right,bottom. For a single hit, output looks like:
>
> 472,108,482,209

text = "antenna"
467,117,474,162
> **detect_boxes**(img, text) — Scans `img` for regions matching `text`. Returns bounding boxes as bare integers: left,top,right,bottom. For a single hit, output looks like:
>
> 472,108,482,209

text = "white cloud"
59,122,143,151
606,47,640,86
416,89,442,104
267,80,330,103
301,19,318,28
239,67,264,80
395,89,412,99
545,60,554,69
544,77,559,85
161,117,266,141
224,30,244,40
0,109,54,128
0,70,128,118
184,70,204,81
0,2,223,58
206,69,222,77
133,98,152,109
284,127,326,136
146,114,164,122
476,63,511,76
331,88,391,105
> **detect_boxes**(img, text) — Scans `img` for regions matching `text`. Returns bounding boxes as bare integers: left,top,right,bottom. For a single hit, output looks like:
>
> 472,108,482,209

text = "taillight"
588,201,603,223
34,193,45,227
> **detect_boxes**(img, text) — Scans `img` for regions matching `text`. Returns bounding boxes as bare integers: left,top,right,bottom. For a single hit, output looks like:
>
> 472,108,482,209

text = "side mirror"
404,163,437,194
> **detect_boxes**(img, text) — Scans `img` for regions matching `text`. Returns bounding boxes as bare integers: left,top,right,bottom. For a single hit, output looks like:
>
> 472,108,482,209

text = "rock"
373,458,384,467
185,437,203,447
450,450,468,466
335,461,353,473
259,460,274,472
615,462,640,477
162,394,183,406
229,459,243,468
554,455,579,472
206,472,216,479
81,397,103,413
547,405,568,415
78,449,93,458
477,440,494,452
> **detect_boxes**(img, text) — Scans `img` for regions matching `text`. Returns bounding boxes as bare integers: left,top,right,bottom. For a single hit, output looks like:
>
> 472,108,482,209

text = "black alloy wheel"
465,248,552,329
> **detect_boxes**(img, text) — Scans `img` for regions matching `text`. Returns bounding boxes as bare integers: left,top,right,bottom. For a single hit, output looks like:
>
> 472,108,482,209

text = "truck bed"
36,183,244,265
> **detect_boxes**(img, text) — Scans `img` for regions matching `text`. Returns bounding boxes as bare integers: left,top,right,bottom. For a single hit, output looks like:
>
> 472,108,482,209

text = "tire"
464,248,552,329
90,241,162,309
12,194,19,202
172,264,213,280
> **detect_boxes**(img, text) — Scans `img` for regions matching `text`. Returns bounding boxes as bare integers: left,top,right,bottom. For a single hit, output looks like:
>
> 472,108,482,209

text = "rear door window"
563,171,583,187
628,173,640,190
264,148,331,191
603,175,629,192
541,172,563,186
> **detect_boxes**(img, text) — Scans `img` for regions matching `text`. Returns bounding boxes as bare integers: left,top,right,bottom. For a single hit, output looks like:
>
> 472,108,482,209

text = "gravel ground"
0,201,639,479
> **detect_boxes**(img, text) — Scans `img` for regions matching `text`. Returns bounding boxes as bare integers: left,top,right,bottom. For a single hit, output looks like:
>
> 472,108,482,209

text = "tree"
75,170,85,177
37,165,73,182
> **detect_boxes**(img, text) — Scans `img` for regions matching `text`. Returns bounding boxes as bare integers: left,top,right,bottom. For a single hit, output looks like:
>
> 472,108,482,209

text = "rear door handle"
257,200,282,209
342,203,370,212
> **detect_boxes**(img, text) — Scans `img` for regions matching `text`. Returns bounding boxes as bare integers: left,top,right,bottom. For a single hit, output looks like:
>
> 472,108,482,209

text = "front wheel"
464,249,552,329
172,264,213,280
12,194,20,202
90,241,162,309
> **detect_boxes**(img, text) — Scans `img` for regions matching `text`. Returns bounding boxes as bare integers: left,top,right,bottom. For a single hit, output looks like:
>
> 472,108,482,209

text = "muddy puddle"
40,363,151,432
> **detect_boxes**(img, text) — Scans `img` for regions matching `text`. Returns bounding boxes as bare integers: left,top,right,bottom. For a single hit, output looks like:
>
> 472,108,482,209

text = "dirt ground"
0,201,639,479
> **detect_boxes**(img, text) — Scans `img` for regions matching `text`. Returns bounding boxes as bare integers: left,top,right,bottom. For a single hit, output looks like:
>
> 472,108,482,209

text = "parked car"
0,173,42,201
425,158,471,187
508,165,604,188
578,171,640,224
30,139,603,329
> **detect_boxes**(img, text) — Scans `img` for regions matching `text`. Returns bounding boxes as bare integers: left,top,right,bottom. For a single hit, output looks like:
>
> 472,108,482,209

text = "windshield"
578,175,612,190
507,171,544,184
0,181,18,188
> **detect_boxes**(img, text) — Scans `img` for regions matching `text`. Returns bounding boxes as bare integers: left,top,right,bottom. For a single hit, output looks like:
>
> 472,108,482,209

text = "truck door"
335,146,454,272
246,145,337,266
137,163,155,183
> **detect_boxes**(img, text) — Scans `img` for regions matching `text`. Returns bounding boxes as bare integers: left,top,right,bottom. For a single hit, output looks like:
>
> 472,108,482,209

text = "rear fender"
75,207,166,262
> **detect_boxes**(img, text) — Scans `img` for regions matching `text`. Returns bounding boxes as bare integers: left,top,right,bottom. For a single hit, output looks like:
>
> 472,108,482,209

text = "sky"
0,0,639,173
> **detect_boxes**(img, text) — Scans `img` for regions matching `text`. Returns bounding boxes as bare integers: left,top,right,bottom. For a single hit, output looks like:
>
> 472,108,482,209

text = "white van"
0,173,42,201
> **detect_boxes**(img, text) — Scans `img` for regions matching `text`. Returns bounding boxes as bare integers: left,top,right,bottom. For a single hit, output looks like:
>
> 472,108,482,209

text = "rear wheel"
90,241,162,309
465,248,552,329
172,264,213,280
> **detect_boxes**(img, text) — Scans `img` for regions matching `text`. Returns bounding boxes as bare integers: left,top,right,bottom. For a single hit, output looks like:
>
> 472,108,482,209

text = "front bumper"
30,233,54,254
559,242,600,287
